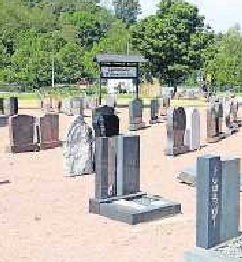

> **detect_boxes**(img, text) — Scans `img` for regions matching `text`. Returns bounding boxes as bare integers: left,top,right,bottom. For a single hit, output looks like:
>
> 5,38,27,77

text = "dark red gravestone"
9,115,38,153
37,114,60,150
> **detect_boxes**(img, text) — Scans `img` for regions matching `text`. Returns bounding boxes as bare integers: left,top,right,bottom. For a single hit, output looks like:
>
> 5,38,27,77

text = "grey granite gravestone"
165,107,189,156
185,155,241,262
129,98,145,131
196,155,222,249
220,156,240,242
149,98,160,124
117,135,140,196
63,115,93,176
36,114,60,150
9,115,38,153
89,134,181,225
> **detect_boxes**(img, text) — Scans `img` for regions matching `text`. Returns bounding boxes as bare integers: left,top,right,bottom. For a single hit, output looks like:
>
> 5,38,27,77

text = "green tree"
112,0,141,27
205,26,242,86
131,0,215,87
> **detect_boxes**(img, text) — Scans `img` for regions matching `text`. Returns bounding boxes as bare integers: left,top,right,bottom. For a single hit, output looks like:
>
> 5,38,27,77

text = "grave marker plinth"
89,135,181,225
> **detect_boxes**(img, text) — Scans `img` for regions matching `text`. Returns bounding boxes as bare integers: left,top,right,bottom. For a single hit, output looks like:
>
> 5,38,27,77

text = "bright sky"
140,0,242,33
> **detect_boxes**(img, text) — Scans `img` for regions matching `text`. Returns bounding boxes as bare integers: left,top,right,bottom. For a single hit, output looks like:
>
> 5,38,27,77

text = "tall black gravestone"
92,105,119,138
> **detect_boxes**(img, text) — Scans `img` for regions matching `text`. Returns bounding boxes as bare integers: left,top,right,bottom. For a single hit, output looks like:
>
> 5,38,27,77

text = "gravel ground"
0,107,242,262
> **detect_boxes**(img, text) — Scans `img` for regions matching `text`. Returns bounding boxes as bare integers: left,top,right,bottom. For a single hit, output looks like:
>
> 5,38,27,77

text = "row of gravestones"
42,96,99,115
207,97,240,143
165,97,241,157
185,155,241,262
129,96,171,131
9,114,60,153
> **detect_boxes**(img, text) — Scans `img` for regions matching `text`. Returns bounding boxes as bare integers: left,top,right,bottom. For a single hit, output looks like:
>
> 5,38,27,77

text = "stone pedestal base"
40,140,62,150
8,143,39,153
164,145,189,156
89,192,181,225
185,247,241,262
206,136,220,143
129,122,145,131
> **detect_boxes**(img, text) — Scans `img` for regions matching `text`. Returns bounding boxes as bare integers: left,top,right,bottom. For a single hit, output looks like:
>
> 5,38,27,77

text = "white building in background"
107,79,135,94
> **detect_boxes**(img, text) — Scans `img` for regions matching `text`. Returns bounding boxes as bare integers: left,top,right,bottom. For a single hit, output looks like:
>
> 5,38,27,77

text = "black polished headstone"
92,106,119,138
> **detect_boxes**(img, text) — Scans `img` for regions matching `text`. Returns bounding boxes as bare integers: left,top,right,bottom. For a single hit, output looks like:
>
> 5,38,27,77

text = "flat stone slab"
178,166,242,190
89,192,181,225
185,246,242,262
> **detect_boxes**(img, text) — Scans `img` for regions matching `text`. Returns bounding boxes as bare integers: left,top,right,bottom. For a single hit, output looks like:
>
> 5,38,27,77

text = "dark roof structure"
94,53,148,64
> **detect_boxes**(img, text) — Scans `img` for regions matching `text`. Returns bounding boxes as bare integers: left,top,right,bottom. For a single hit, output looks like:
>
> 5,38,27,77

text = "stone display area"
2,101,242,262
89,135,181,225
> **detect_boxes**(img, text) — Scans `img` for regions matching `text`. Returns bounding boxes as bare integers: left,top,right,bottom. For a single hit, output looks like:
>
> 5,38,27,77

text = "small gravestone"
4,97,18,116
165,107,188,156
62,98,73,116
92,106,119,138
149,98,159,124
63,115,93,176
42,97,52,113
159,95,171,117
129,98,145,131
184,155,240,262
9,115,38,153
72,97,84,115
89,134,181,225
36,114,60,150
207,102,220,143
184,108,200,151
